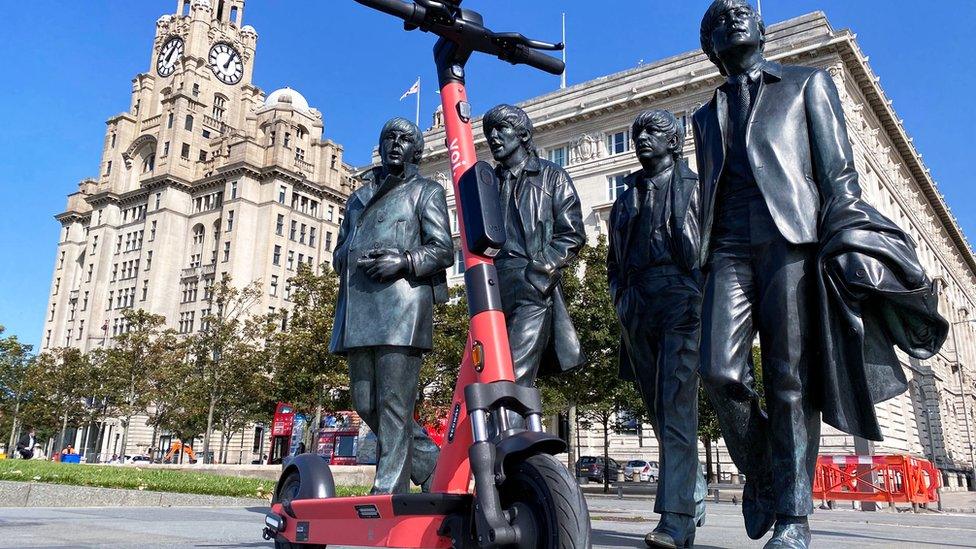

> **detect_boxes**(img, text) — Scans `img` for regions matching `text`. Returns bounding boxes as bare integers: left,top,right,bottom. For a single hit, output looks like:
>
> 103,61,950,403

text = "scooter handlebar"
504,44,565,75
353,0,419,22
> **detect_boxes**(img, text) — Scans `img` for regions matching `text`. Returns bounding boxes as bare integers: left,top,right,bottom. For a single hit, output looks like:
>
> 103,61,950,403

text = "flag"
399,78,420,101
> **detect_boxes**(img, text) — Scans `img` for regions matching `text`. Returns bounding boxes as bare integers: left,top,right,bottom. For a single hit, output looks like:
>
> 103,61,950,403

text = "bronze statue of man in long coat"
330,117,454,494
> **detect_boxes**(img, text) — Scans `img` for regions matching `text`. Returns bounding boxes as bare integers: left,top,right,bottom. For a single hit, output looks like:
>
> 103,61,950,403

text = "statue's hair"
379,117,425,163
631,109,684,159
700,0,766,76
482,104,535,153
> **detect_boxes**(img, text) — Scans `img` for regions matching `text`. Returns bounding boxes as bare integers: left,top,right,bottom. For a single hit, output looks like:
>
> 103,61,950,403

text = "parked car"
575,456,621,483
123,454,152,465
623,459,659,482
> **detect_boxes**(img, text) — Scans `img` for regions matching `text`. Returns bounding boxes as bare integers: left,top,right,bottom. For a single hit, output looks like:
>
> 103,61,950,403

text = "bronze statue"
693,2,947,548
482,104,586,405
330,117,454,494
608,109,707,549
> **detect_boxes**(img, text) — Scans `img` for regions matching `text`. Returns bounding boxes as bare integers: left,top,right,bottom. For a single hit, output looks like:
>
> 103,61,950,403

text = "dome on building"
264,87,311,113
241,25,257,37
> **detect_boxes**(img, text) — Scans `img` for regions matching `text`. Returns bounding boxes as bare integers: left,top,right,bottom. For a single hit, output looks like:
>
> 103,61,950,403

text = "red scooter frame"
265,2,585,548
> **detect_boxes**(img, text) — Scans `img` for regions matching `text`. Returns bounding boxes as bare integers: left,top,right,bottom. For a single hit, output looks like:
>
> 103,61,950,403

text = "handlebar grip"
508,45,565,76
353,0,417,21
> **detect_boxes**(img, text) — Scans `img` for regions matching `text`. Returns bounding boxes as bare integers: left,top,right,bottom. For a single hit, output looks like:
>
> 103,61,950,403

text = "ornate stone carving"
571,133,599,164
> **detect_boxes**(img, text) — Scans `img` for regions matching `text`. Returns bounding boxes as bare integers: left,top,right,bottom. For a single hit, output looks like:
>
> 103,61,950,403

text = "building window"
163,141,170,156
607,173,627,201
284,132,291,148
82,292,89,311
547,146,567,167
185,115,194,131
223,241,230,262
227,210,234,231
273,245,281,266
58,251,65,269
327,205,335,222
299,224,307,244
285,280,292,300
78,320,84,340
49,303,55,321
107,291,113,310
278,186,287,204
181,143,190,159
309,227,316,247
150,220,157,241
86,263,93,282
198,149,207,162
276,214,284,236
105,160,113,175
141,281,148,301
230,181,237,199
192,83,200,97
155,193,162,209
270,275,279,296
607,129,631,156
325,231,333,251
110,133,117,148
287,251,294,270
290,220,297,241
146,250,153,270
167,112,174,128
213,95,226,120
295,147,305,161
142,154,155,173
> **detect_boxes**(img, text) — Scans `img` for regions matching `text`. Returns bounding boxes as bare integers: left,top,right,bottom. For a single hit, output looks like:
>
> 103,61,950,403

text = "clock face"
209,43,243,85
156,37,184,77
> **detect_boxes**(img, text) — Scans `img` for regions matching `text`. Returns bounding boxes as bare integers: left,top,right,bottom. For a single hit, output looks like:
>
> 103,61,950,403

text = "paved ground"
2,495,975,548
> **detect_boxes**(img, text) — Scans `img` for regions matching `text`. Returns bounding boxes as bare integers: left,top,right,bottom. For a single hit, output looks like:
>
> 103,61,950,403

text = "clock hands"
165,45,177,63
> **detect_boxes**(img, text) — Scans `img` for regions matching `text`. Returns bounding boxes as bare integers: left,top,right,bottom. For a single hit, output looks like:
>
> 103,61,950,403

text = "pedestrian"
16,427,37,460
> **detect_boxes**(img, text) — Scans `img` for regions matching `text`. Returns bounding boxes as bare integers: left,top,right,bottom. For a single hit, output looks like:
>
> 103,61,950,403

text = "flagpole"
415,76,421,126
560,13,567,89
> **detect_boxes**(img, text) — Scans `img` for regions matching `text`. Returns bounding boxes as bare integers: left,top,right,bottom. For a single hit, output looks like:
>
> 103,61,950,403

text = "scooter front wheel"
499,453,591,548
271,470,327,549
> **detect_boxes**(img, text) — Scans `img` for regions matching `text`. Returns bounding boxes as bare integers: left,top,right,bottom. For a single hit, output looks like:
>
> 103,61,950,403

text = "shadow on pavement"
812,528,973,547
593,526,724,549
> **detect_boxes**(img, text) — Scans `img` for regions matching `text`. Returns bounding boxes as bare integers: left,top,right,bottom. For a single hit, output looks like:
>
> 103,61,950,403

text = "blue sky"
0,1,973,349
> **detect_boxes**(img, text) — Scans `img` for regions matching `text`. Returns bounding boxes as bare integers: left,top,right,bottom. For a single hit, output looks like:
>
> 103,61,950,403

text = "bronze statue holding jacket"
693,1,946,548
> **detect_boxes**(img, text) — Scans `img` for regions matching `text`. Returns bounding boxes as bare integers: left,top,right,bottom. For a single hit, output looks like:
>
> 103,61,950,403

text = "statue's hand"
363,248,409,282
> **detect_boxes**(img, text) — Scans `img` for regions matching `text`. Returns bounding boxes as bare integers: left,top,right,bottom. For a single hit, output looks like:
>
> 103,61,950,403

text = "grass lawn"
0,459,368,499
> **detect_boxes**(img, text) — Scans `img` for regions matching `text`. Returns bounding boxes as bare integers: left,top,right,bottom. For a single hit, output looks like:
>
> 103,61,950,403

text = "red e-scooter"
263,1,590,548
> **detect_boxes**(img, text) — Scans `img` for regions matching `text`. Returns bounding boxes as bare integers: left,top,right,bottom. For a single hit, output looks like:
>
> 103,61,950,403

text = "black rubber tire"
499,453,591,548
271,470,326,549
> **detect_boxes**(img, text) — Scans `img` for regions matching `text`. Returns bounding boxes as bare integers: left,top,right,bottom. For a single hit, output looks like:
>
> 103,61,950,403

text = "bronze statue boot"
644,512,696,548
763,516,811,549
743,478,776,540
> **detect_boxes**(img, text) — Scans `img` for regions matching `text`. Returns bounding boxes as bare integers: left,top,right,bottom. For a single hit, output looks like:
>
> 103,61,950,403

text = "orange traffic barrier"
813,455,940,507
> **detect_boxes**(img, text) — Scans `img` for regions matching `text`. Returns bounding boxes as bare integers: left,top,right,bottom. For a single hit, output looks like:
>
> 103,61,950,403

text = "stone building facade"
42,0,353,462
418,13,976,489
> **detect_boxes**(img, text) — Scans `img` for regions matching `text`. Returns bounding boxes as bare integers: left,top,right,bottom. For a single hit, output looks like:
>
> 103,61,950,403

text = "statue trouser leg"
348,346,439,494
627,277,702,518
497,266,553,428
700,201,820,518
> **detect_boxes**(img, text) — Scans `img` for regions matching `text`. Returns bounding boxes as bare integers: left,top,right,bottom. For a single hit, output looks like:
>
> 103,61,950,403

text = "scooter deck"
271,492,472,547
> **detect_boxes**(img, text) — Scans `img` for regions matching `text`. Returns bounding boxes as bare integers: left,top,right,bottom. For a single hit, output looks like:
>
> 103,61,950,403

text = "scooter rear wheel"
271,470,327,549
499,453,591,548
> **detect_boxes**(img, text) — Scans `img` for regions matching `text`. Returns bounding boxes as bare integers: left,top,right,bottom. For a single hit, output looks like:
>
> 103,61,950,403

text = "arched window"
230,5,239,25
189,224,205,268
142,154,155,173
212,94,227,121
181,0,190,17
185,115,194,131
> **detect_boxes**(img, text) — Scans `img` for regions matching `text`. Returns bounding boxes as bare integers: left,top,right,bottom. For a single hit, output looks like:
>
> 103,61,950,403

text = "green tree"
0,326,34,450
188,274,266,463
23,347,93,453
104,309,169,458
140,329,189,459
417,286,468,425
539,236,639,492
269,264,348,449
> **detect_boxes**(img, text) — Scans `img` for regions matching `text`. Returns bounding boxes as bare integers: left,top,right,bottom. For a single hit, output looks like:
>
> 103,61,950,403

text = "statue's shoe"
743,479,776,540
644,512,696,548
763,519,811,549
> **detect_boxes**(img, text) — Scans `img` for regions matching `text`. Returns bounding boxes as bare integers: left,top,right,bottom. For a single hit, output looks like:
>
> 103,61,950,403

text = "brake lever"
490,32,564,52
